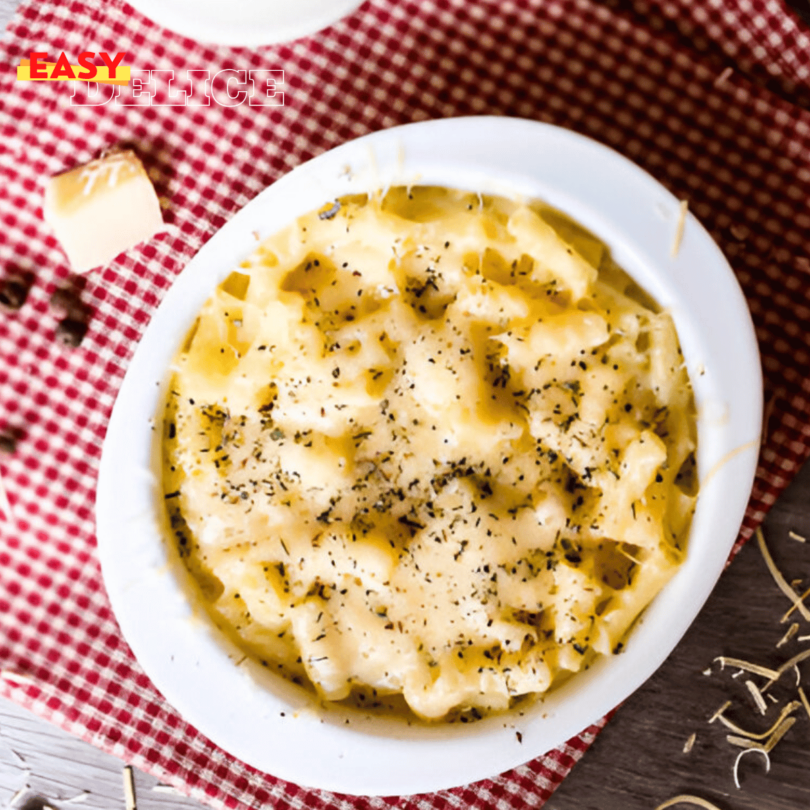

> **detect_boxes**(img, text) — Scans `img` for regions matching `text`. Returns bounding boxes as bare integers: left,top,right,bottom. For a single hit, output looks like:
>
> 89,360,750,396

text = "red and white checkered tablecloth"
1,0,809,807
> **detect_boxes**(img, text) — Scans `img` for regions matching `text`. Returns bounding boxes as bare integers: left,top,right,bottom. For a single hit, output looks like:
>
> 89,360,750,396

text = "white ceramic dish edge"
124,0,364,47
96,116,762,796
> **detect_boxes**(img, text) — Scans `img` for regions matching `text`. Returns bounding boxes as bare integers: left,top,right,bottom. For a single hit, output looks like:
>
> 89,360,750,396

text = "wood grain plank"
0,698,205,810
549,460,810,810
0,0,20,32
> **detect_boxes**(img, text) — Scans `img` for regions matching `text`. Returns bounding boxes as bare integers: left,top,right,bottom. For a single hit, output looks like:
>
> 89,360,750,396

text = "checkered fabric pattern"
638,0,810,88
0,0,809,807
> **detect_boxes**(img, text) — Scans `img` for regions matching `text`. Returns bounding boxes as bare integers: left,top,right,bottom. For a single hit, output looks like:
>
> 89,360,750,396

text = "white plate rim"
96,116,762,796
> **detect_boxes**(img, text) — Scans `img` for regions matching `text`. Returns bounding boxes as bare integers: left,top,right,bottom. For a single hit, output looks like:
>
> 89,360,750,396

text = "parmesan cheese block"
162,186,697,721
43,149,164,273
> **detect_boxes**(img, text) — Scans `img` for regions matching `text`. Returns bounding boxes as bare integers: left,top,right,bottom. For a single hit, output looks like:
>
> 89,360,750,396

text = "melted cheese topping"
163,187,697,721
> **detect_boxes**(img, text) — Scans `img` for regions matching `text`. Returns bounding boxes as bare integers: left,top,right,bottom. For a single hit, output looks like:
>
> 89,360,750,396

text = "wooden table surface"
3,1,810,809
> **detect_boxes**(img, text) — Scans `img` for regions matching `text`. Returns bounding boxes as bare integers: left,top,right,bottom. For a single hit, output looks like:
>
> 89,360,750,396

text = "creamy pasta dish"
162,187,697,721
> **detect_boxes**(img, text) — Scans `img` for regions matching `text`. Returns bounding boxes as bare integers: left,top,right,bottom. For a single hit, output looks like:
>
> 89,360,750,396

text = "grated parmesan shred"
713,656,778,680
152,784,183,796
694,524,810,793
755,527,810,622
744,680,767,715
781,585,810,623
123,765,137,810
9,787,28,806
729,224,748,241
713,66,733,88
0,669,37,686
776,622,799,648
670,200,689,258
708,700,731,723
762,648,810,692
653,796,724,810
763,716,796,753
732,747,770,790
617,545,642,565
726,717,796,758
712,700,800,740
682,732,696,754
0,669,63,700
726,733,760,750
798,686,810,721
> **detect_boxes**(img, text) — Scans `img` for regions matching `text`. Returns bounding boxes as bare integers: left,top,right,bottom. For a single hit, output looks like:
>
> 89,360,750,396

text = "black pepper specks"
319,201,341,220
55,318,88,348
0,275,30,313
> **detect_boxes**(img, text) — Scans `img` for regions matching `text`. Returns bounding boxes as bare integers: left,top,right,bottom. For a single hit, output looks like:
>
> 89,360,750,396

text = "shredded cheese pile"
673,525,810,805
